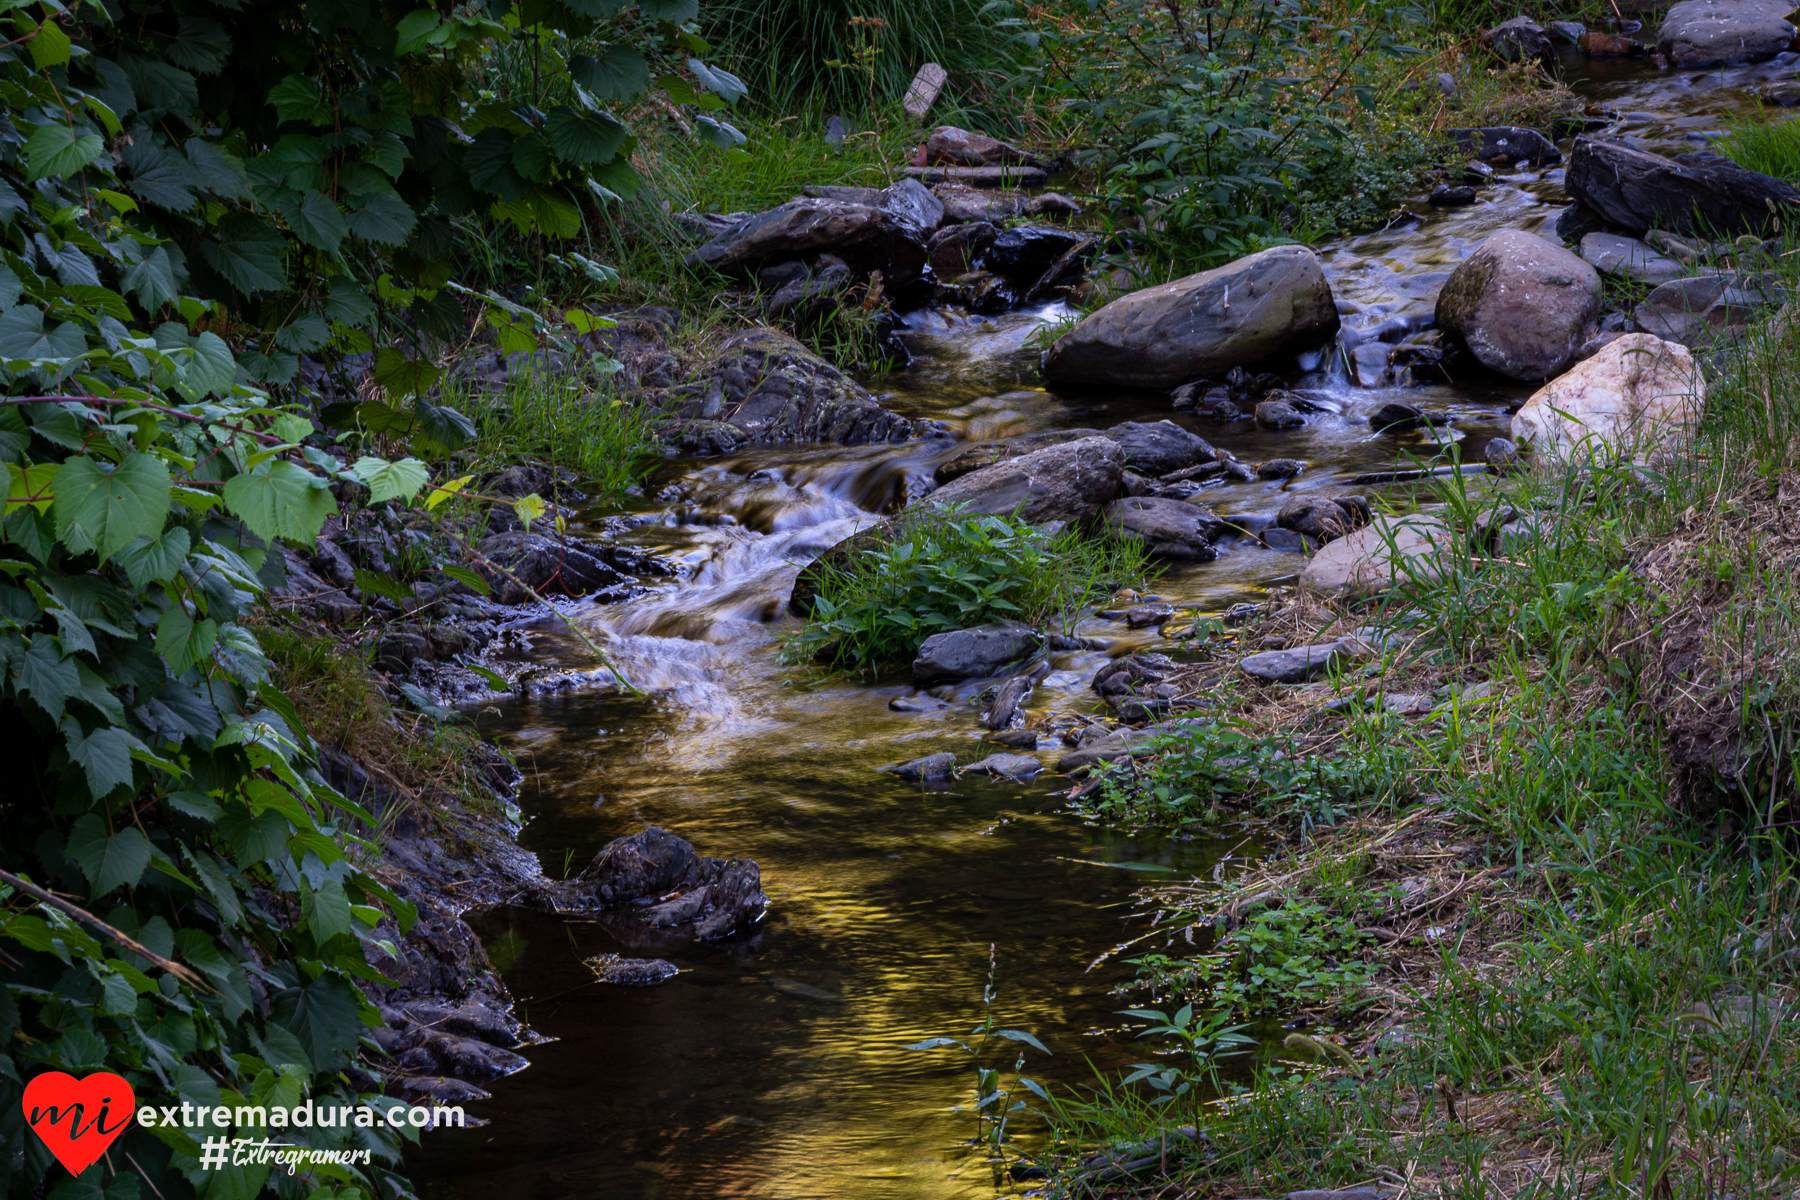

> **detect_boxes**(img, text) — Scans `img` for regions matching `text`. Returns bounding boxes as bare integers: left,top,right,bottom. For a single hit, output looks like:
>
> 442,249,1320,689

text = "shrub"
783,509,1149,675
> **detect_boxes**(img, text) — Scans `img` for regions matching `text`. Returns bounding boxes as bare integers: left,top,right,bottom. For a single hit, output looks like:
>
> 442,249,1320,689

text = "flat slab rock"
1239,637,1376,684
1300,515,1455,597
1579,232,1684,285
883,752,957,781
963,753,1043,780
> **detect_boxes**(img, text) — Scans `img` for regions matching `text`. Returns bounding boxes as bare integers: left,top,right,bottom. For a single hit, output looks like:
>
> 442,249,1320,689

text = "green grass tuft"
1713,106,1800,180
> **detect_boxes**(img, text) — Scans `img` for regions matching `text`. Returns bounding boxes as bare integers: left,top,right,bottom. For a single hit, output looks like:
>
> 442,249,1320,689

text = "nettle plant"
0,0,739,1194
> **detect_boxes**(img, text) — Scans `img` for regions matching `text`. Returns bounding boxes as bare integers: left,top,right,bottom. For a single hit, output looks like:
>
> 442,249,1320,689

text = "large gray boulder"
913,621,1044,685
678,328,918,446
1634,275,1785,346
1658,0,1796,64
1434,229,1601,382
1102,420,1217,475
1565,138,1799,238
684,198,926,281
1103,496,1223,559
1479,16,1556,65
924,435,1127,525
1041,246,1340,390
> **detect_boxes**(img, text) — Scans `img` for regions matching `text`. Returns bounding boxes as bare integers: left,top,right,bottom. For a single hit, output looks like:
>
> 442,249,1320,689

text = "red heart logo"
22,1071,136,1178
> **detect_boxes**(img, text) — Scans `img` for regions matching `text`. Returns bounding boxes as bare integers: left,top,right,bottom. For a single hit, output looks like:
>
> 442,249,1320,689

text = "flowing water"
412,50,1787,1200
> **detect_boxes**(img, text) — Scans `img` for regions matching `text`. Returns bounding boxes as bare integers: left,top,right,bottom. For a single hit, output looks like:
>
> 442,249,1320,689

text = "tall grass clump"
701,0,1004,114
444,371,666,502
783,507,1149,675
1709,105,1800,180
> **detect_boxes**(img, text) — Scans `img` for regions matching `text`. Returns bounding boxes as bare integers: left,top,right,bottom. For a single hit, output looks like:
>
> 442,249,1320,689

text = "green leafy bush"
989,0,1442,267
783,508,1148,675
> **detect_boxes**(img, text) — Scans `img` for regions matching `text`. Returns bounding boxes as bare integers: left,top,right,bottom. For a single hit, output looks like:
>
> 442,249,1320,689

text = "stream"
410,50,1783,1200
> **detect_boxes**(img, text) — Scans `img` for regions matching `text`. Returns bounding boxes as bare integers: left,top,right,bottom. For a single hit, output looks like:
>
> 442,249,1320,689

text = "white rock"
1300,515,1454,597
1510,333,1703,461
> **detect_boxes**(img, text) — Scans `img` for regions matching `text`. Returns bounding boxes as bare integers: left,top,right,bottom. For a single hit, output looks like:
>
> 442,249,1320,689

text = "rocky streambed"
335,26,1800,1200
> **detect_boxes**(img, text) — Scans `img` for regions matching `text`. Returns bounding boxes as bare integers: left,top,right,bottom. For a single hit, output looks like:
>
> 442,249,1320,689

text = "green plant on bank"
987,0,1449,270
781,507,1149,675
1132,901,1375,1022
439,371,666,502
1711,104,1800,182
0,0,723,1191
1078,710,1416,832
908,946,1054,1152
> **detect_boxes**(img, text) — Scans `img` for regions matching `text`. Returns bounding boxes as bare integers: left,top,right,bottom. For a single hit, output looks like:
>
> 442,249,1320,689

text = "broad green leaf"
463,127,529,201
564,308,619,334
695,115,746,150
344,191,416,245
25,123,105,182
271,413,315,443
14,633,78,718
393,8,444,54
283,188,349,252
268,74,329,124
270,972,363,1071
5,462,58,515
116,527,192,588
412,400,475,455
425,474,473,510
544,106,629,165
202,213,288,294
514,493,546,529
437,564,490,596
176,330,236,399
688,59,747,105
67,814,153,894
350,455,429,503
0,307,88,361
156,605,218,676
222,460,337,543
324,275,375,327
28,19,72,69
640,0,698,20
302,879,353,942
371,347,440,396
273,313,331,353
570,46,649,103
52,454,172,563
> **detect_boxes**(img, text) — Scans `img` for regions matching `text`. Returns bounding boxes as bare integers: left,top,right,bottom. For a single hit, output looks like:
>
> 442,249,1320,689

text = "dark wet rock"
1277,495,1371,545
585,954,680,985
1042,246,1340,390
923,435,1128,525
474,532,640,605
1239,637,1375,684
913,621,1044,686
1026,192,1083,219
1434,229,1602,382
1449,126,1561,167
1430,184,1479,206
1579,232,1684,284
1257,458,1305,479
1566,137,1799,238
576,826,767,941
939,269,1017,314
765,264,852,317
672,420,746,456
1056,717,1209,773
963,752,1043,780
391,1076,493,1105
931,183,1027,224
984,226,1088,287
1024,235,1101,303
684,197,927,283
922,125,1045,168
1480,17,1555,66
1658,0,1796,65
1635,274,1786,345
990,728,1040,748
1548,19,1587,42
877,177,947,239
1124,604,1176,627
1104,496,1224,560
1261,527,1313,552
885,752,958,781
985,673,1038,730
1255,399,1306,428
889,694,950,713
1370,401,1427,430
682,329,918,445
927,221,998,277
1484,437,1521,473
383,999,521,1048
933,428,1105,485
1093,653,1175,697
1102,420,1217,475
1581,30,1645,54
390,1032,529,1082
